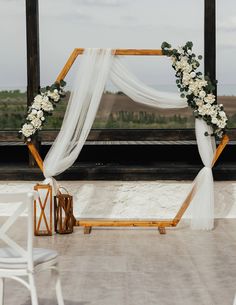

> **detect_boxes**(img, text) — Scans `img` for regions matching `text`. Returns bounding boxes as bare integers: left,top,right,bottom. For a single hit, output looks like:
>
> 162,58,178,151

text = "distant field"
0,90,235,130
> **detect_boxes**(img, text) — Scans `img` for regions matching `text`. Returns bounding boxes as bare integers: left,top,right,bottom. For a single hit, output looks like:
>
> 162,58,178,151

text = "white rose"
217,121,226,128
194,79,207,90
204,94,215,104
32,95,43,110
211,117,218,124
196,100,204,107
27,113,36,121
182,72,191,85
37,110,44,118
34,94,43,103
52,92,60,102
41,99,53,112
209,108,217,116
219,111,226,118
32,100,42,110
190,72,196,78
42,96,49,103
31,118,42,129
41,117,45,121
47,89,60,102
175,62,182,71
21,123,35,137
199,90,206,98
198,106,206,116
32,109,37,115
183,64,192,73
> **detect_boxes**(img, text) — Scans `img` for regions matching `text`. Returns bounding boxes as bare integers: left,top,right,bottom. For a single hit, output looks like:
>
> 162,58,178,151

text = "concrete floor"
2,219,236,305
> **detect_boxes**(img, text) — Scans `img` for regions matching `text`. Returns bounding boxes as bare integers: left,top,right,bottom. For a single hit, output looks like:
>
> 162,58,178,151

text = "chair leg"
0,278,4,305
52,268,64,305
28,274,38,305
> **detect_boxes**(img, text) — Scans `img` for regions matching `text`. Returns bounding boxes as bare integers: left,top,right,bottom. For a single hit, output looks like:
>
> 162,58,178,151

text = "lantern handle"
57,186,69,195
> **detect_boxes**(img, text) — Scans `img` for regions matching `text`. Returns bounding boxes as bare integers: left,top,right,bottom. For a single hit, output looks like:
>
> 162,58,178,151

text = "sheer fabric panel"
43,49,114,178
190,119,216,230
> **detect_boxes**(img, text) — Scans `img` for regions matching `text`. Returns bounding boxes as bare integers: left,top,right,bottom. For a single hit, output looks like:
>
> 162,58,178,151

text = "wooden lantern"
54,189,75,234
34,183,53,236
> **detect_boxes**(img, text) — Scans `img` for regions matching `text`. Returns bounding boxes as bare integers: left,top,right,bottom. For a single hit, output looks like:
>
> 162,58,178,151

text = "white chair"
0,191,64,305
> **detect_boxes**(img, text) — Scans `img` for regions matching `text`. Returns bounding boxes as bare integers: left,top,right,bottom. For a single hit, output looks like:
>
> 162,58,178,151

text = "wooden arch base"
27,48,229,234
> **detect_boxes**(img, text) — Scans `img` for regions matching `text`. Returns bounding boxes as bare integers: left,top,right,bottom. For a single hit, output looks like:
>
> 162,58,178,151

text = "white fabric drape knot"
190,119,216,230
43,48,216,230
43,177,60,195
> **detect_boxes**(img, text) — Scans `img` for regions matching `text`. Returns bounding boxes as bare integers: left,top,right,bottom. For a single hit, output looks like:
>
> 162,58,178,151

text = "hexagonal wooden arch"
27,48,229,234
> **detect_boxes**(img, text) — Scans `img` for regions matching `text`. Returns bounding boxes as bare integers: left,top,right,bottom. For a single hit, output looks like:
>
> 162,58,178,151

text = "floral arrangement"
161,41,227,139
19,80,66,141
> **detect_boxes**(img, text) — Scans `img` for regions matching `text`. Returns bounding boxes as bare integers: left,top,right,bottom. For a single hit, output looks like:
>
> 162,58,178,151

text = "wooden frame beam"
56,48,163,82
25,0,40,167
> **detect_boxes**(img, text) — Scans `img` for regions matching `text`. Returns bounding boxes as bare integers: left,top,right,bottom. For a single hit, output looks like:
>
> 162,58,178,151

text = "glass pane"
39,0,204,129
217,0,236,128
0,0,27,130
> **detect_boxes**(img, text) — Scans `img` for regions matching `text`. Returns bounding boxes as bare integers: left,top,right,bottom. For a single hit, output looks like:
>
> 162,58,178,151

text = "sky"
0,0,236,94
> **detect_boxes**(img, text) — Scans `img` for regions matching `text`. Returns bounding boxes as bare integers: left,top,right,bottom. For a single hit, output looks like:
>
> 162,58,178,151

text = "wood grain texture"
34,183,52,236
212,134,229,167
173,185,196,225
76,219,175,227
158,227,166,234
54,193,74,234
56,48,81,83
27,142,44,172
84,226,92,234
56,48,164,82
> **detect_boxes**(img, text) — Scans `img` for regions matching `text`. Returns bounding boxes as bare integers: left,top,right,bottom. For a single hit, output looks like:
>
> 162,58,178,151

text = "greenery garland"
19,80,66,141
161,41,227,139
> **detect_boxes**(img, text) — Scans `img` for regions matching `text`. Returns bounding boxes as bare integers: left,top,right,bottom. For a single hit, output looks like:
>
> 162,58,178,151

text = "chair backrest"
0,192,37,271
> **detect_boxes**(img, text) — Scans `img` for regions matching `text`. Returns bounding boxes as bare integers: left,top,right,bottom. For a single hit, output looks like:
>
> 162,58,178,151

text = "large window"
39,0,204,130
0,0,27,130
217,0,236,128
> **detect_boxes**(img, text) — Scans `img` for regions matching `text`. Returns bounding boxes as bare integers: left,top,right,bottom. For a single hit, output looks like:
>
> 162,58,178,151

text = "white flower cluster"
166,43,228,138
19,88,61,140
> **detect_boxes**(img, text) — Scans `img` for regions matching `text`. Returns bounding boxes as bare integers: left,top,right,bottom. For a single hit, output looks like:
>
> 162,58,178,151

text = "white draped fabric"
44,49,114,178
190,119,216,230
110,58,187,109
43,48,216,230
